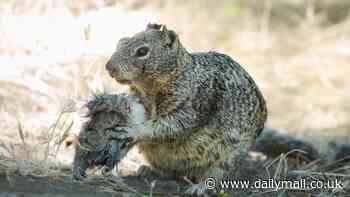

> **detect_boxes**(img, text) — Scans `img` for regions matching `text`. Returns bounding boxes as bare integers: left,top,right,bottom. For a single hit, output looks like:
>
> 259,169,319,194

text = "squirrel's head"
106,23,186,85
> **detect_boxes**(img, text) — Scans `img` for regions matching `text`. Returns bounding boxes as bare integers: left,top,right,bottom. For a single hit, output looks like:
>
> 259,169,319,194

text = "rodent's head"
106,23,186,84
85,94,147,130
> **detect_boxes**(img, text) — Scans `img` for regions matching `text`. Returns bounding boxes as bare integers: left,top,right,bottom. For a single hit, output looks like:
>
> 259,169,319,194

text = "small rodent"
72,93,145,180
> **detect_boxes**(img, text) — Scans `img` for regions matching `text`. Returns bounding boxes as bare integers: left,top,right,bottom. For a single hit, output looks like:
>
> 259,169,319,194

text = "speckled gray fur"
105,23,268,194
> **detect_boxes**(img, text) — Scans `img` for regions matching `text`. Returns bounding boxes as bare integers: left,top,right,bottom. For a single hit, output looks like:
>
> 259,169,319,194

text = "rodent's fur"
105,23,268,191
72,94,146,180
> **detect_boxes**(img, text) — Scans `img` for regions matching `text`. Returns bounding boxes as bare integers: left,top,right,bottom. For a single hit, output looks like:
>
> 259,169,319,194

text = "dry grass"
0,0,350,196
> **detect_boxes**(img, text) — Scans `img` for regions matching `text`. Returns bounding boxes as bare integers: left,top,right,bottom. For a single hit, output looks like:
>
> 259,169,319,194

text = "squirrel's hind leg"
185,165,225,196
136,165,176,181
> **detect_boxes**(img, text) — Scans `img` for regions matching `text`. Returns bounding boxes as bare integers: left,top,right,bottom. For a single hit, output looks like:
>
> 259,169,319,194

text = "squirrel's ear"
161,25,178,49
146,23,162,31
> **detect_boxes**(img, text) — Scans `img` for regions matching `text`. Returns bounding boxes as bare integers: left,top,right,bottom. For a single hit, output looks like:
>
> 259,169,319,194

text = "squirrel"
105,23,268,195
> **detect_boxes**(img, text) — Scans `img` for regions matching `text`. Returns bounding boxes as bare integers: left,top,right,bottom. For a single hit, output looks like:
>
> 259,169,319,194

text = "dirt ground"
1,154,349,197
0,173,186,197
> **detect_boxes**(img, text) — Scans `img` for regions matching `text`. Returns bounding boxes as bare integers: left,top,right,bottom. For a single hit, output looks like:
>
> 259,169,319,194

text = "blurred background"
0,0,349,166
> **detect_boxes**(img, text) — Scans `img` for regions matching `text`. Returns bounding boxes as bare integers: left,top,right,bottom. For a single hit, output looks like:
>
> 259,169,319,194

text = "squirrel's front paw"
110,126,150,142
109,126,133,136
72,166,87,181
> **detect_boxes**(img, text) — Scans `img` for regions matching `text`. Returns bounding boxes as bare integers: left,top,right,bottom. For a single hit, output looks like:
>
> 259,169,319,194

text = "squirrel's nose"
105,59,114,73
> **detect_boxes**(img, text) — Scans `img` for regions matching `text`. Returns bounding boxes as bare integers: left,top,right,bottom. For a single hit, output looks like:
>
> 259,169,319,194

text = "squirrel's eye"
135,46,149,58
